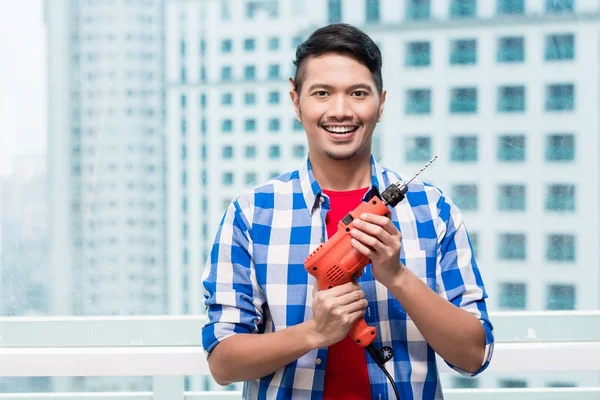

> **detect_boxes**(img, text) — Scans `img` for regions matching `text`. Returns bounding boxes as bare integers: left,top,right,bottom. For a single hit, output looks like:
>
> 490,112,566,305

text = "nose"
329,93,353,120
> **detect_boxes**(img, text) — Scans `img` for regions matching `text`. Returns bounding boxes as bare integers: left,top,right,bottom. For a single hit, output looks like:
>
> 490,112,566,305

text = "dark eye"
314,91,329,97
352,91,368,97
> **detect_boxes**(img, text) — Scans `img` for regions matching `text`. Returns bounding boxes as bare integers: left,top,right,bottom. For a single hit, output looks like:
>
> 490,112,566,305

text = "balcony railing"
1,312,600,399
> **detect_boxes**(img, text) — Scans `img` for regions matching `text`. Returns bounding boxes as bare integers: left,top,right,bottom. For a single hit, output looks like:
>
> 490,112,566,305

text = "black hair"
292,23,383,95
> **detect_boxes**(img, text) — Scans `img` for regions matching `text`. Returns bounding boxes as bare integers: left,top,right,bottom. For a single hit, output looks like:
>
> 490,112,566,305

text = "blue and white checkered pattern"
202,155,494,400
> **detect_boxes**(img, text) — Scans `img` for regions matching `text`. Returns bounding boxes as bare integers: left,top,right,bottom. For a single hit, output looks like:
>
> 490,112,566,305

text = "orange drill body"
304,195,390,347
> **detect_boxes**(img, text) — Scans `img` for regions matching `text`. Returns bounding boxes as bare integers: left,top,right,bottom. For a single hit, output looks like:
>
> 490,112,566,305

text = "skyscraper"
47,0,168,316
46,0,167,391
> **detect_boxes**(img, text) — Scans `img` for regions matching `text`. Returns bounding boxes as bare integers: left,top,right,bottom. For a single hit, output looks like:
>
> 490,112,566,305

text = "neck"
309,151,372,191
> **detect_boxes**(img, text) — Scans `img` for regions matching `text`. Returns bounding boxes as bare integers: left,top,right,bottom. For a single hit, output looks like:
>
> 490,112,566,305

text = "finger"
344,298,368,314
350,228,383,251
359,213,399,236
351,237,374,258
353,219,388,241
321,281,360,297
346,308,366,324
336,288,365,306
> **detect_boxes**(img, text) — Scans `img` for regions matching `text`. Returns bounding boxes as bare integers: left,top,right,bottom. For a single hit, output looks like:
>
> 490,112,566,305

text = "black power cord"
366,344,400,400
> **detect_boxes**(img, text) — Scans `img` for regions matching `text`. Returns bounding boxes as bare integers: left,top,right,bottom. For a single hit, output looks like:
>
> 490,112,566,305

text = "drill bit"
399,155,438,189
381,156,438,207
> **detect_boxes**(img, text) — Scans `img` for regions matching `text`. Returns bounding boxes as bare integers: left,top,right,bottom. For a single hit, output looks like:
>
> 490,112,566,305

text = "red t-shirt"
322,187,371,400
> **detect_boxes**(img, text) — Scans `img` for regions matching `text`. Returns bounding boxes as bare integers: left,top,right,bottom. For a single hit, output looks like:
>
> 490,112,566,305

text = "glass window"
222,145,233,159
221,0,232,20
405,89,431,114
498,85,525,112
405,136,432,162
451,136,478,162
547,234,576,262
268,64,280,80
498,184,526,211
450,87,477,113
221,66,232,81
222,172,234,185
546,84,574,111
497,36,524,63
546,0,574,12
499,233,526,260
221,93,232,106
500,380,528,388
499,282,527,310
245,172,257,185
450,39,477,65
293,119,303,132
268,118,280,132
244,65,256,81
293,145,306,158
406,0,430,20
245,145,257,158
469,232,479,257
498,134,526,161
292,35,303,48
221,119,233,133
546,284,576,310
268,37,279,51
244,92,256,105
450,0,476,17
546,134,574,161
245,119,257,133
221,39,232,53
328,0,342,23
268,145,280,159
546,184,575,212
406,41,430,67
366,0,380,23
268,91,280,104
244,38,255,52
453,377,480,388
497,0,525,14
451,184,478,210
545,34,575,61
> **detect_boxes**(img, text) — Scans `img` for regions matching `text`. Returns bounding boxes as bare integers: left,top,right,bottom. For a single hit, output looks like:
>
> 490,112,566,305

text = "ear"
289,78,302,121
377,89,387,122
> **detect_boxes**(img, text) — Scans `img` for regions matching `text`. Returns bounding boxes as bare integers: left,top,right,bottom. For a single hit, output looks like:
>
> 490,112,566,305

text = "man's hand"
309,282,368,348
350,213,404,288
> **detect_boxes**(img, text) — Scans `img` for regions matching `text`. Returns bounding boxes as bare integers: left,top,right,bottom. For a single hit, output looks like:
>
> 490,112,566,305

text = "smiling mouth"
322,125,359,135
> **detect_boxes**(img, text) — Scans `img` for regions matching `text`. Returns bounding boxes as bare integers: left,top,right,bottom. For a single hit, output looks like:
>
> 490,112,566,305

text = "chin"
324,149,360,161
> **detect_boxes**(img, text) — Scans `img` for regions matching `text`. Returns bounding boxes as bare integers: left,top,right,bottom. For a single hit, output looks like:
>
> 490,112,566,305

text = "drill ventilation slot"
325,265,344,283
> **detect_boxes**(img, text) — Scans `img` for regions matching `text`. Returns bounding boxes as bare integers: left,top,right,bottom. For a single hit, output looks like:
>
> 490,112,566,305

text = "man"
201,23,494,399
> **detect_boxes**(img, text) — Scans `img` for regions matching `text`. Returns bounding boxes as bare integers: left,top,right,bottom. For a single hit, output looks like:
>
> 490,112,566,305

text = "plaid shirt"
202,155,494,400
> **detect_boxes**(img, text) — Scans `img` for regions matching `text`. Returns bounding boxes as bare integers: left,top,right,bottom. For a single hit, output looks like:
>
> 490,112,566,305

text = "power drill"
304,157,437,399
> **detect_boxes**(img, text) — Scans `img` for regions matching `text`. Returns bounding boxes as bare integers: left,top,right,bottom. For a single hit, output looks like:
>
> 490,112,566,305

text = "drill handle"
348,316,376,347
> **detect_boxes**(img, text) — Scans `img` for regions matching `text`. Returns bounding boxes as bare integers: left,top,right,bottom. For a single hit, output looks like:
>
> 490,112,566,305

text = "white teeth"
324,126,357,133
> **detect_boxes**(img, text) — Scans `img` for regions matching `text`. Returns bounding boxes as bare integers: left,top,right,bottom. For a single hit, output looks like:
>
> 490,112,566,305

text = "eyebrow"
306,83,374,92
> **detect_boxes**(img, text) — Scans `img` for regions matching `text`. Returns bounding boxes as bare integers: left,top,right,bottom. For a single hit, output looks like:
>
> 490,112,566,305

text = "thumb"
312,282,321,297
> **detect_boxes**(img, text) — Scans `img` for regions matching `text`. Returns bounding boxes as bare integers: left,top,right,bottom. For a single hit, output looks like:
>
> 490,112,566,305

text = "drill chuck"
381,183,407,208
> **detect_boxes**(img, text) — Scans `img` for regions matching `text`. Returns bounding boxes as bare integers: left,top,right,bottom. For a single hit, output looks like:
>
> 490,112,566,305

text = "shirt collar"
298,154,390,215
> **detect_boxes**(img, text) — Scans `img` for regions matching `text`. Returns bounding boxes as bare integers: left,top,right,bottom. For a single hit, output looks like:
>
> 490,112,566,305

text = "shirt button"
316,358,322,365
319,197,325,203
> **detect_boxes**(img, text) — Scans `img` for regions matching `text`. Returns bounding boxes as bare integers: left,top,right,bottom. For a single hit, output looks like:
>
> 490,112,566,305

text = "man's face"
290,53,386,161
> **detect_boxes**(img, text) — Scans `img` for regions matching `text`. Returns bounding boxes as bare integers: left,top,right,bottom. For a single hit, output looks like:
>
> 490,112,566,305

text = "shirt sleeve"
201,197,266,355
434,191,495,377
